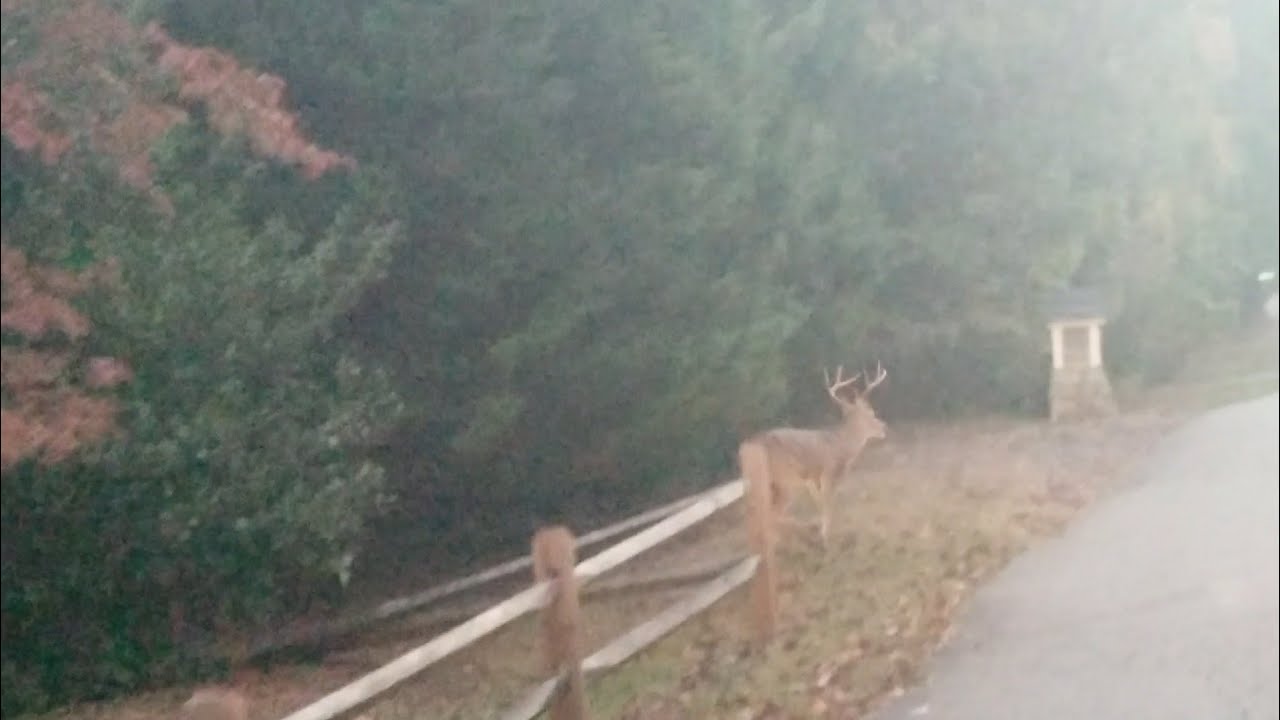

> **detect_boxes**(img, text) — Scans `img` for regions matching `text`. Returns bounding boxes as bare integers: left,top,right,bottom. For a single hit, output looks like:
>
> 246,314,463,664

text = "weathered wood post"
741,445,779,644
531,526,588,720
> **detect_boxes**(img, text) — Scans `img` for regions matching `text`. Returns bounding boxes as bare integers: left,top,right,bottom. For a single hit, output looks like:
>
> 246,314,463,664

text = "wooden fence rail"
248,488,708,661
277,479,745,720
269,368,1280,719
500,556,759,720
335,552,753,655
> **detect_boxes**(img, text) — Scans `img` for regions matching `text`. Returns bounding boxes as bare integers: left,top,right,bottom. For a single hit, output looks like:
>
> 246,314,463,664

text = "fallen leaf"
814,664,837,688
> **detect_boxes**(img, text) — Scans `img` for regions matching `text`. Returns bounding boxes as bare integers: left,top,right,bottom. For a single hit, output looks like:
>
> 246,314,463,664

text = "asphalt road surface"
874,393,1280,720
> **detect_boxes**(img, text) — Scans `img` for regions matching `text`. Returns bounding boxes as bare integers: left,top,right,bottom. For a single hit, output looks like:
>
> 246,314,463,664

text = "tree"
138,0,1272,576
2,1,401,712
0,239,129,469
4,0,1272,709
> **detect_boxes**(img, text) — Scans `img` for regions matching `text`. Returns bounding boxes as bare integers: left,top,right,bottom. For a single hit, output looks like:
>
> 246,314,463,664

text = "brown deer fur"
742,364,888,641
531,525,588,720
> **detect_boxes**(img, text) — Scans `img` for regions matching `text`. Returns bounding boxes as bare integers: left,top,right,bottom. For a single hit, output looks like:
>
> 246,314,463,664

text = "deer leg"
836,459,860,551
776,497,823,555
776,509,817,543
798,479,830,552
769,482,788,539
819,475,834,553
777,513,820,532
778,515,824,557
809,464,845,555
773,512,814,540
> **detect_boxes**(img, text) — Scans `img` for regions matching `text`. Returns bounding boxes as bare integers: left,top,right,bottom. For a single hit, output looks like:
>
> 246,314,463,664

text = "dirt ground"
36,405,1196,720
588,413,1180,720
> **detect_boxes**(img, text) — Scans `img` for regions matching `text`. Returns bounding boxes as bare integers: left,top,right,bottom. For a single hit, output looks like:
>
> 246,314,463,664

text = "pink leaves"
143,21,357,180
85,356,134,389
2,0,355,205
0,81,73,165
1,241,129,471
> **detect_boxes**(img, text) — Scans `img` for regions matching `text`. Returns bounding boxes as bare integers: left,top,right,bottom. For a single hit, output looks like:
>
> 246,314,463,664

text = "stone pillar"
1048,319,1115,422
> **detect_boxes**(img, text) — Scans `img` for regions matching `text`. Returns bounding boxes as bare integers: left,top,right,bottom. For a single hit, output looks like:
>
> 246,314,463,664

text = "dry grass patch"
593,414,1174,720
34,413,1176,720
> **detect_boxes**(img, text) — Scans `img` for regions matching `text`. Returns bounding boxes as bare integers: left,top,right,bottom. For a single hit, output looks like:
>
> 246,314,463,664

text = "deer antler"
860,361,888,395
824,365,862,405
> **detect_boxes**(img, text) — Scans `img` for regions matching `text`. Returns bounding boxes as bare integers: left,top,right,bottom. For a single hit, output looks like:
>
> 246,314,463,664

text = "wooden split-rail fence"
276,478,753,720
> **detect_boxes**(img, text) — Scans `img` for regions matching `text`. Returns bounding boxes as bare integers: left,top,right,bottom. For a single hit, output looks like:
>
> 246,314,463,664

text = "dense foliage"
2,1,402,711
2,0,1275,711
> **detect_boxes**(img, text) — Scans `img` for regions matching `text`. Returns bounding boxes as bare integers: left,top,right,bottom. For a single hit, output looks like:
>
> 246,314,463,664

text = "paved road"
875,394,1280,720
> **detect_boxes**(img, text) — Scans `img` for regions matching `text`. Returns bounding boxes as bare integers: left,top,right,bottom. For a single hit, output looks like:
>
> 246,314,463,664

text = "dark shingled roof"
1045,286,1107,321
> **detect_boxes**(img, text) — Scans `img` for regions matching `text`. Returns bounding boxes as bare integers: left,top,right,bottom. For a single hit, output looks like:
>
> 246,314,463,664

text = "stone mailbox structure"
1046,287,1116,422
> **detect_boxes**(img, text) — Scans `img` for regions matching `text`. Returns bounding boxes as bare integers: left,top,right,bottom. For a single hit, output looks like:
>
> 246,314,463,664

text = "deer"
743,362,889,551
741,363,888,641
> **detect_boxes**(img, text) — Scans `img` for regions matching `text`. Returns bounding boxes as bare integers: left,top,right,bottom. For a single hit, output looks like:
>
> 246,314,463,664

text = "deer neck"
838,418,875,456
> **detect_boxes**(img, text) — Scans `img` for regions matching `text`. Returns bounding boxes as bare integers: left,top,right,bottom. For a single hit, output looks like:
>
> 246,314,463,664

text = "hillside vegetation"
2,0,1276,713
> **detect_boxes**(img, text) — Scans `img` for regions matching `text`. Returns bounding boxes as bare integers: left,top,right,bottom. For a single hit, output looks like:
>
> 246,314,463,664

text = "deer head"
824,362,888,441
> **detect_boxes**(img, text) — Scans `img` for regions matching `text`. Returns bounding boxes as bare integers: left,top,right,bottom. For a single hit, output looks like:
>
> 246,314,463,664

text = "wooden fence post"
741,443,779,643
277,481,744,720
531,526,588,720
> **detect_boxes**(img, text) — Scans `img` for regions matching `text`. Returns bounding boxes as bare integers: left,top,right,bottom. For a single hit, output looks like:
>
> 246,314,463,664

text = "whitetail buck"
742,363,888,641
744,362,888,550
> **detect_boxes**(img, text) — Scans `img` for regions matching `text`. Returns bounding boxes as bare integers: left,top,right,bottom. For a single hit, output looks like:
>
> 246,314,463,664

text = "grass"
39,413,1177,720
1115,328,1278,414
584,414,1174,719
34,330,1278,720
